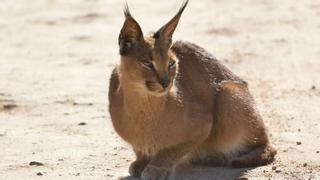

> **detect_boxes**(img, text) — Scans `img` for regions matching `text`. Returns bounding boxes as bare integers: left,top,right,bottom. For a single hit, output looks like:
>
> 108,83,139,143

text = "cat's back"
171,41,241,83
171,41,243,106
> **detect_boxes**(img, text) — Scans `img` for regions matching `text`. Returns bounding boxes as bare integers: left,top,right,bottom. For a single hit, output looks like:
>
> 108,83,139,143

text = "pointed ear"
153,0,188,46
118,4,143,55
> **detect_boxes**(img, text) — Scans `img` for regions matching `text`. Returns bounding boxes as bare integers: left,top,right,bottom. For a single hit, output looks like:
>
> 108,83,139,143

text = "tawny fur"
108,1,276,179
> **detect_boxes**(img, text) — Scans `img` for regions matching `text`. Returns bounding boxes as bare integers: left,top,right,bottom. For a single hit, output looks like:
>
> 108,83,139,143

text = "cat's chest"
121,110,173,148
117,103,211,153
110,90,212,154
116,105,194,154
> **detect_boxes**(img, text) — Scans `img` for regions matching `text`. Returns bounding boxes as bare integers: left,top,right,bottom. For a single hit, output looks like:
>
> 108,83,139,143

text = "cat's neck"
124,89,166,114
118,78,168,115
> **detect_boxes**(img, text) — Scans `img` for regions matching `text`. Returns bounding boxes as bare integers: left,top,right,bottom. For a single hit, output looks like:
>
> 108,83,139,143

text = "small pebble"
78,122,87,126
29,161,44,166
296,141,302,145
36,172,43,176
275,170,282,173
311,85,316,90
3,104,17,110
316,151,319,154
272,166,277,170
303,163,307,167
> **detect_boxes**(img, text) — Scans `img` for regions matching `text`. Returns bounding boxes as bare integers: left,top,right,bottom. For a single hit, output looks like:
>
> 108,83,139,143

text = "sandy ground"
1,0,320,179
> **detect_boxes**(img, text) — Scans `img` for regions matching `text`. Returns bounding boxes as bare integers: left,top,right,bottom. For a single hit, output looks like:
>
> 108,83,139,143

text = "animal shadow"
119,166,254,180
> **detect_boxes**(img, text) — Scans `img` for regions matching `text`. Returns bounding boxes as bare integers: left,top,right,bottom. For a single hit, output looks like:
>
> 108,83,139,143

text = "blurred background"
0,0,319,179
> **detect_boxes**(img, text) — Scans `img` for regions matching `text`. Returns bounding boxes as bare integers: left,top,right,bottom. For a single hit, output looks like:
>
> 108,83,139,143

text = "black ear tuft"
123,3,132,18
177,0,189,17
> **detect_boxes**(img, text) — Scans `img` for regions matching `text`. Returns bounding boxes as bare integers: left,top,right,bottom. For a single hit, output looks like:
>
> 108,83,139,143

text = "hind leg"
231,144,276,168
194,80,276,168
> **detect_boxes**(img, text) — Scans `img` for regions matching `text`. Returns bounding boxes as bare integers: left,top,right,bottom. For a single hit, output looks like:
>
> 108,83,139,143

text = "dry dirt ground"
1,0,320,179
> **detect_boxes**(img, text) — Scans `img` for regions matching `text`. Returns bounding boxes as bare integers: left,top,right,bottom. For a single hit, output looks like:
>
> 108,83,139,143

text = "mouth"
145,81,170,95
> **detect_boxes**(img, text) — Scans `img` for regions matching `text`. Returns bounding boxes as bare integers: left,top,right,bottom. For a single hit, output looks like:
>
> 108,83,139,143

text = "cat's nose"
160,76,170,88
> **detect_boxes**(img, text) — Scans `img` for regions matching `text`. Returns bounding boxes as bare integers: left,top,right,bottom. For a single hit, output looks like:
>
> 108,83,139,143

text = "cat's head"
118,0,188,96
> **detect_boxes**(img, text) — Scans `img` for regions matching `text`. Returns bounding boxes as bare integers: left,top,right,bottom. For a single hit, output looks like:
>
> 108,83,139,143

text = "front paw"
129,159,149,177
141,165,170,180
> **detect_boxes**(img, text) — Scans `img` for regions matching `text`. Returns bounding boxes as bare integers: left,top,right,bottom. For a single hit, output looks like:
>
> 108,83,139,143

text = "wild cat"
108,0,276,179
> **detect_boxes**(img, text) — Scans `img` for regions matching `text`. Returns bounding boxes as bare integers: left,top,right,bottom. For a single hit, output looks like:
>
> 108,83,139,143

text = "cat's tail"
231,144,277,168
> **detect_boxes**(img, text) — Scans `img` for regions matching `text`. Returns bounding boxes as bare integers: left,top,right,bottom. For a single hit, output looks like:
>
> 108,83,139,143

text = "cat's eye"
168,61,176,69
141,61,154,70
